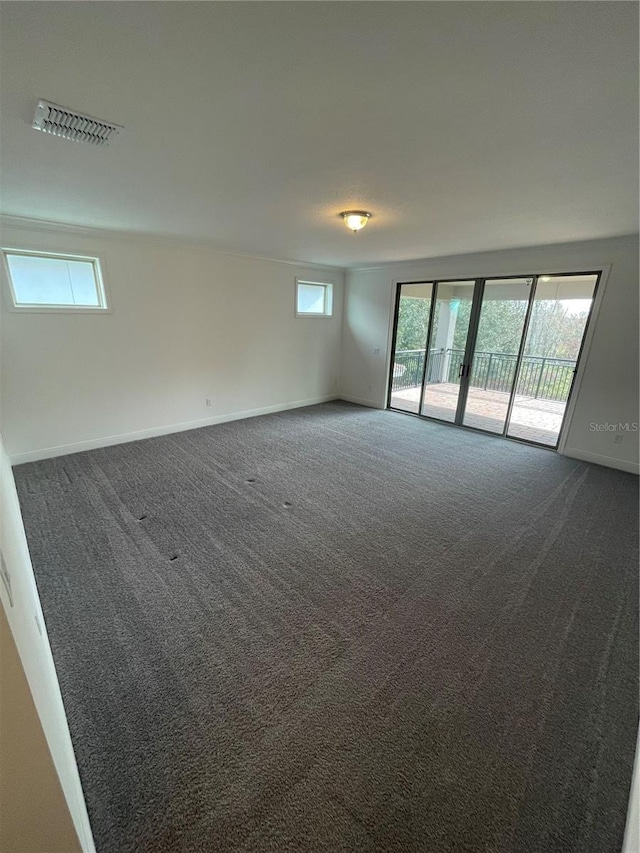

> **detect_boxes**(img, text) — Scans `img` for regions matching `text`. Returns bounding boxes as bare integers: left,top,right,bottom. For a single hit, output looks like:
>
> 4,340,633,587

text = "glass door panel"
462,279,532,434
420,281,476,422
389,283,434,413
507,274,598,446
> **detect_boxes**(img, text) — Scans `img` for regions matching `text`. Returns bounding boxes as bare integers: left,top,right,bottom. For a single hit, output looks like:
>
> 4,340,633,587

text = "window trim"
295,278,334,318
1,247,110,313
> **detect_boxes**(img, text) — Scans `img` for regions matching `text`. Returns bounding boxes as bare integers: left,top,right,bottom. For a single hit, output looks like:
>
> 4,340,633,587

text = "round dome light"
341,211,371,233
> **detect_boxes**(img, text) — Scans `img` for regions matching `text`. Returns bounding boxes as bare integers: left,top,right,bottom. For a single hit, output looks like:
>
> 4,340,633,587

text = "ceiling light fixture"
341,211,371,233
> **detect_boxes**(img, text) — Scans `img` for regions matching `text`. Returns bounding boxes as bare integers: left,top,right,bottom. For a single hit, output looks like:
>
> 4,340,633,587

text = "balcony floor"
390,382,566,446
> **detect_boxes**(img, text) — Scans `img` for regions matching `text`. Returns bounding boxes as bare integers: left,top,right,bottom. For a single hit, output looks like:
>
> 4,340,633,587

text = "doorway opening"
387,272,600,448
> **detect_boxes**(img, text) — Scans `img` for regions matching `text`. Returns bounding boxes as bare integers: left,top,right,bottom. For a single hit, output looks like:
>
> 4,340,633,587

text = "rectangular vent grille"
32,99,123,146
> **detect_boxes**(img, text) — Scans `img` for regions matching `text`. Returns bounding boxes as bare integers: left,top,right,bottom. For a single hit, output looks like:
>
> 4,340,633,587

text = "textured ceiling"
0,2,637,268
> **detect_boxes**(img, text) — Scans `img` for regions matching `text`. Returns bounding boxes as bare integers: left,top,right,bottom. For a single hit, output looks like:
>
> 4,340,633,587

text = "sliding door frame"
507,269,603,450
385,279,436,413
416,282,439,415
387,269,604,451
453,278,485,425
501,275,539,436
385,283,405,410
387,277,483,416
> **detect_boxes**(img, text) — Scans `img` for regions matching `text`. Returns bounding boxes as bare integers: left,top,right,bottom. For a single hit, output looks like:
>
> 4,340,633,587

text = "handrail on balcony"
392,347,576,403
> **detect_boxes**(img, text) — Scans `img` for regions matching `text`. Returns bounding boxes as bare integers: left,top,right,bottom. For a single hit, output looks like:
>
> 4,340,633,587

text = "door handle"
458,363,464,378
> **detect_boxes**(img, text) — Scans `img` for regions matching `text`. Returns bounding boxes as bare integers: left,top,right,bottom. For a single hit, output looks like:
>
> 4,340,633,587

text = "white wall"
0,219,344,462
340,235,639,473
0,436,95,851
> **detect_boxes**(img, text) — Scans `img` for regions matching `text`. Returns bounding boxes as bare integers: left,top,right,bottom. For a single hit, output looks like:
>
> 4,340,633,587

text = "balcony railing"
392,348,576,403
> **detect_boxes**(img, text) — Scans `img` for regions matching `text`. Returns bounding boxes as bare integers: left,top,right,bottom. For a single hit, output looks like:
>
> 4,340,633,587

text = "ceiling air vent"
32,99,123,146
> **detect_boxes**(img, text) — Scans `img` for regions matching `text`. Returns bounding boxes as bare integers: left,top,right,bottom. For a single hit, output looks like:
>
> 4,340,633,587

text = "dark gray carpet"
14,401,639,853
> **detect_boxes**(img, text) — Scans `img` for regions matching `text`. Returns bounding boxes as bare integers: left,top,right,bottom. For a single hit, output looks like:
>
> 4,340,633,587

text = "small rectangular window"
2,249,107,311
296,279,333,317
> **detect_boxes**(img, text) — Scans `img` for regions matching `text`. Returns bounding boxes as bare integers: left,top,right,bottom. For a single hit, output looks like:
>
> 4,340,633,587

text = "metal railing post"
485,353,493,390
534,357,546,399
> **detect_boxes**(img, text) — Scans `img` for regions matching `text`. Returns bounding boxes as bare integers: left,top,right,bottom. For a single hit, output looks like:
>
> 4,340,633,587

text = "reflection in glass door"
388,283,433,414
507,274,598,446
462,279,532,434
420,282,475,423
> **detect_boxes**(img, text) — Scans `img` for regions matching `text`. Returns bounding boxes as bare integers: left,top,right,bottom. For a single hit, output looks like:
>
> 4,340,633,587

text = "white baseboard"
9,395,339,465
338,394,384,409
561,446,639,475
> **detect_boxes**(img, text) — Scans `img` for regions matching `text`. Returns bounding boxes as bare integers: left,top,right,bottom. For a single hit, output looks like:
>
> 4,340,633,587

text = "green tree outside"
397,296,590,360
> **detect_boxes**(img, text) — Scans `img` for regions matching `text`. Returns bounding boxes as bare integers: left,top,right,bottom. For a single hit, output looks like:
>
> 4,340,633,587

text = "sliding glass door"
387,281,476,420
388,271,600,449
506,274,598,445
462,279,532,434
388,282,433,414
419,282,476,423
